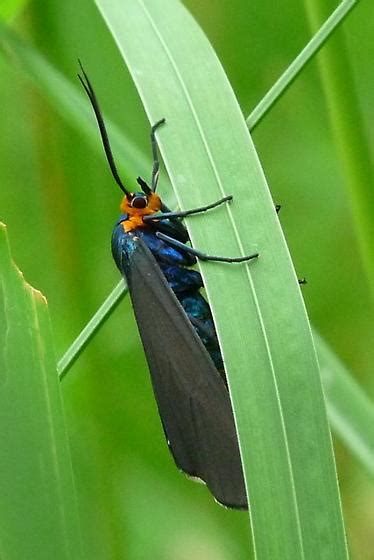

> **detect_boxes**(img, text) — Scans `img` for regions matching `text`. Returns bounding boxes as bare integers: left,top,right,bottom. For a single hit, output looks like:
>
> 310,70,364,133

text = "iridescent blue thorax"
111,216,224,372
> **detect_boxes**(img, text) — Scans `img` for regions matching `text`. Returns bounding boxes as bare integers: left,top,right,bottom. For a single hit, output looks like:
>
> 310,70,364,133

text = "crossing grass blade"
0,223,83,560
316,331,374,476
94,0,349,557
246,0,358,131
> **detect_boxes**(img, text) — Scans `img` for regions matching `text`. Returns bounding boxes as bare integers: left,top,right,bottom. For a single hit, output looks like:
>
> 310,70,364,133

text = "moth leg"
143,195,232,223
155,231,258,263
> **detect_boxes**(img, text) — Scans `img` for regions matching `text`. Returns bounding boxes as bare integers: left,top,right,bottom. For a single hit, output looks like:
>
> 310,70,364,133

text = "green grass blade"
316,332,374,475
304,0,374,297
247,0,358,131
0,223,83,559
58,279,127,379
95,1,348,557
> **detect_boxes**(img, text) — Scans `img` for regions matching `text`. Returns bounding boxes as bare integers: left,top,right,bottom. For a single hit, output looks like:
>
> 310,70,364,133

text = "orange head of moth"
120,191,162,232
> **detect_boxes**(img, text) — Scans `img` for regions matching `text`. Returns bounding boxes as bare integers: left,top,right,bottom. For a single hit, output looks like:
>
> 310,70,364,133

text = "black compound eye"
131,195,148,209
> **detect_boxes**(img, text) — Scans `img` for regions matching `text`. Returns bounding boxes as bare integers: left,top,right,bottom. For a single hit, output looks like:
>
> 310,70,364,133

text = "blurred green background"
0,1,373,558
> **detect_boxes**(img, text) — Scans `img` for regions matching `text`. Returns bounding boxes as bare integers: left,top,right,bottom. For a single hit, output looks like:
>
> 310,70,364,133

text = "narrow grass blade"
304,0,374,297
316,332,374,476
247,0,358,131
58,279,127,379
0,223,82,559
95,1,348,558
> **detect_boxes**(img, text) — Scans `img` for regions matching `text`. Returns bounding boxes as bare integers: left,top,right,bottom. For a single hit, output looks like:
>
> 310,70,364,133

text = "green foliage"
0,0,373,558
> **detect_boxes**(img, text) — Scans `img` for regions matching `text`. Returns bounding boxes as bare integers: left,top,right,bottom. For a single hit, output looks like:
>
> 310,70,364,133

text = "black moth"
79,63,259,509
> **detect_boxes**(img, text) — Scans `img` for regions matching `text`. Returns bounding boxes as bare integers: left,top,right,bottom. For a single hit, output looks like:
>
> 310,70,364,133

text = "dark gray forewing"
125,237,247,509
